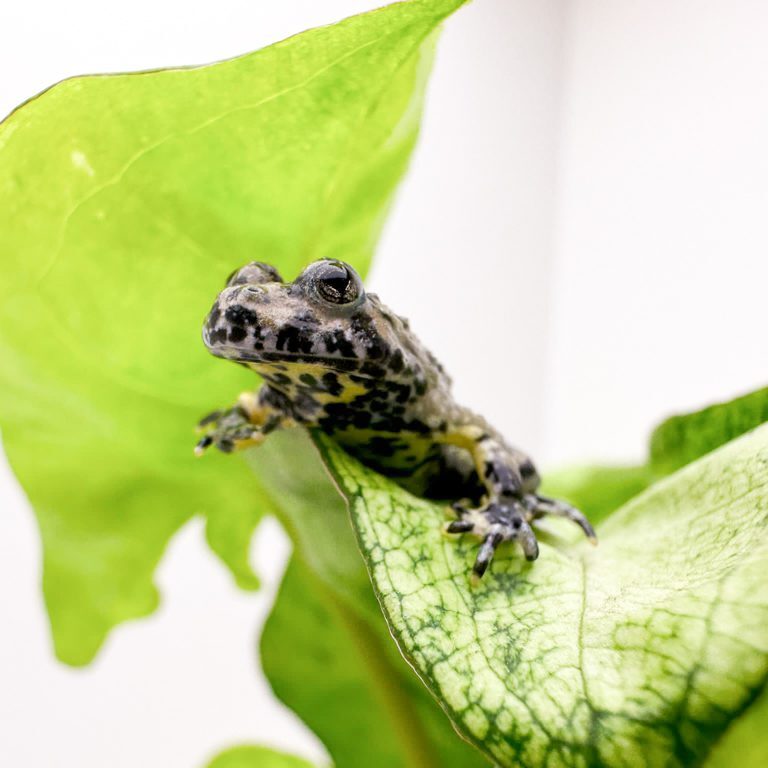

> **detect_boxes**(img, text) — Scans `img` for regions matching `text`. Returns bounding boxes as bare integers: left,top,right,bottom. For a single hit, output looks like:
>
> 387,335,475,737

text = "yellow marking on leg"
435,425,490,484
236,390,296,429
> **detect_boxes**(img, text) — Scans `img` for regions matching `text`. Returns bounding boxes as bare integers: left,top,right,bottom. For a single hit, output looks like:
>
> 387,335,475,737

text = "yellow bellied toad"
198,259,596,578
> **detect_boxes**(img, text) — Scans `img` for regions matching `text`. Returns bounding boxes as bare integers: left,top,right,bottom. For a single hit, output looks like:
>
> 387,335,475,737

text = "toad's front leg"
441,425,596,579
195,389,293,455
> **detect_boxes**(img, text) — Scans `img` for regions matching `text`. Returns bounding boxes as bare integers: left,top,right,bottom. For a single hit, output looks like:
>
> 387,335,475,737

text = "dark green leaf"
703,683,768,768
650,386,768,476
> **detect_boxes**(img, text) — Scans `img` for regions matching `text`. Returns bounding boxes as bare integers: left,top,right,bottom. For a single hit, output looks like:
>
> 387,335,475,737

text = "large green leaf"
317,425,768,767
250,430,487,768
0,0,465,664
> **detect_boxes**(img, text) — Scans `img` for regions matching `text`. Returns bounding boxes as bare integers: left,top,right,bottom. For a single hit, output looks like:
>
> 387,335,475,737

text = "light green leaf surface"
0,0,464,664
252,430,487,768
318,426,768,767
206,745,317,768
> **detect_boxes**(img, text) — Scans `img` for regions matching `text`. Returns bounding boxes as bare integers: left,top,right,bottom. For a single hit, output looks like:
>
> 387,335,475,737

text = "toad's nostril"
244,285,265,296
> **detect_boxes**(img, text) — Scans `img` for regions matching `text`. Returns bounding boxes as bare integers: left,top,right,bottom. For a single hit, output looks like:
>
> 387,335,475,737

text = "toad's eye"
310,260,363,305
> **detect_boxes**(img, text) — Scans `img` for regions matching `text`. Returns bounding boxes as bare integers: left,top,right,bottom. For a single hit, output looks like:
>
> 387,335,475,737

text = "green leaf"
252,431,487,768
317,425,768,767
206,745,317,768
0,0,463,664
262,555,487,768
703,683,768,768
542,386,768,532
541,464,653,527
650,386,768,476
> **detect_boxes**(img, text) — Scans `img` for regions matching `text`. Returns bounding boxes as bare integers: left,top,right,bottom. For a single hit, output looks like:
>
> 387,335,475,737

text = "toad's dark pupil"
317,265,355,303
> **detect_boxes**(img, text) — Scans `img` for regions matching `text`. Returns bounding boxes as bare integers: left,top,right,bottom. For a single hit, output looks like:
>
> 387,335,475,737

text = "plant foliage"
0,0,463,665
1,2,766,767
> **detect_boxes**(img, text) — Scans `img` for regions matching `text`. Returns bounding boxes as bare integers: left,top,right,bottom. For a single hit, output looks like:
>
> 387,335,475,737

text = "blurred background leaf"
206,744,318,768
541,464,653,527
0,0,465,665
542,384,768,527
650,386,768,476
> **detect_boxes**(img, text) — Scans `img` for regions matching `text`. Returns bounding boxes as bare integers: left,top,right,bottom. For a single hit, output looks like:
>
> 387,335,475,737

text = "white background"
1,1,767,765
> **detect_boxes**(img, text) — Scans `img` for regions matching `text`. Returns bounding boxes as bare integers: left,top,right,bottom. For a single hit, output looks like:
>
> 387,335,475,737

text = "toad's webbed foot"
447,499,539,579
195,405,271,455
195,392,284,455
446,494,596,579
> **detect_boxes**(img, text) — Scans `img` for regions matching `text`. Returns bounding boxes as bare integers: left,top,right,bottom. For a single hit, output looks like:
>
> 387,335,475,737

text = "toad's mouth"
204,341,367,372
203,317,389,370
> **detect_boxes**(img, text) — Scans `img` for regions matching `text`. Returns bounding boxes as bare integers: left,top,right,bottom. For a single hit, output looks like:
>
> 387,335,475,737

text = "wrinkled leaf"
0,0,463,664
317,425,768,767
206,745,317,768
252,431,487,768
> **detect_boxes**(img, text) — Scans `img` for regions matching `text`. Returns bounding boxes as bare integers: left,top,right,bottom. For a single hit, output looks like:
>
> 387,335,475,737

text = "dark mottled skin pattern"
200,260,595,577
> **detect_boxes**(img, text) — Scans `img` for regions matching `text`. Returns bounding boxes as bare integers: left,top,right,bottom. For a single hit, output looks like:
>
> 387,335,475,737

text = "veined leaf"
251,391,768,767
318,425,768,767
0,0,465,664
